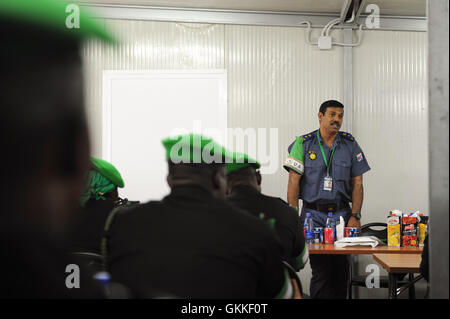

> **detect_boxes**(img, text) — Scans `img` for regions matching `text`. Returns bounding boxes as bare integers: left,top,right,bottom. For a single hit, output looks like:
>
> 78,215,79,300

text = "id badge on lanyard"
317,131,336,192
324,175,333,191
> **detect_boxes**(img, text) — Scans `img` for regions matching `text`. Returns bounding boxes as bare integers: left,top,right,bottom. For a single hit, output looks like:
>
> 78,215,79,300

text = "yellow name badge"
310,153,316,160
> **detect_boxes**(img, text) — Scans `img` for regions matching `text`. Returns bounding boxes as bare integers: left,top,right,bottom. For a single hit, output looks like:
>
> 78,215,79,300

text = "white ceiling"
77,0,426,16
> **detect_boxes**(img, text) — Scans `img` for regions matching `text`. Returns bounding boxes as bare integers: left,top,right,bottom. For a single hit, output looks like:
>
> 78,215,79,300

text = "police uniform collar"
317,129,341,146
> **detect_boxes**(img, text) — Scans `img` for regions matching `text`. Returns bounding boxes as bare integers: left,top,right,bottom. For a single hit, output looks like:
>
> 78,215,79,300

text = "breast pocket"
303,159,324,185
333,160,351,181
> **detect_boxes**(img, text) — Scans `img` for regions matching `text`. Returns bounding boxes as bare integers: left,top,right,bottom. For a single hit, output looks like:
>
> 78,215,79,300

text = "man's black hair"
319,100,344,115
226,166,260,188
167,161,226,179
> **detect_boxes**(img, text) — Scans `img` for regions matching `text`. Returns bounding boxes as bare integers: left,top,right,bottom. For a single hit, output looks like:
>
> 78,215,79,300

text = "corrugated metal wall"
82,19,427,297
83,19,343,199
83,20,225,155
352,30,428,299
353,30,428,221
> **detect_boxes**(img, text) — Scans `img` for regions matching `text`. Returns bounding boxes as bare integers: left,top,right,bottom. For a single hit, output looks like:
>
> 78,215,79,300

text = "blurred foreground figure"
0,0,112,298
105,134,293,298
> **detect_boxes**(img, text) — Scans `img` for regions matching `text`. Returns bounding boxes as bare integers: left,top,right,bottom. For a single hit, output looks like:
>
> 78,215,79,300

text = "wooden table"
373,254,422,273
373,253,424,299
307,243,423,255
307,243,423,299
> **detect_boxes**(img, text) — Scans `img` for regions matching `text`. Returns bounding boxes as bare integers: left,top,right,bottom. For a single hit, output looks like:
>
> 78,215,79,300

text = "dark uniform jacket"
107,184,288,299
227,185,308,271
284,130,371,205
69,198,116,253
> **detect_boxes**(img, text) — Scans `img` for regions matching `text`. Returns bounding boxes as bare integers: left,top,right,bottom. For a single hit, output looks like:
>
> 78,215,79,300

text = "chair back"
282,261,303,298
71,251,104,274
360,222,387,242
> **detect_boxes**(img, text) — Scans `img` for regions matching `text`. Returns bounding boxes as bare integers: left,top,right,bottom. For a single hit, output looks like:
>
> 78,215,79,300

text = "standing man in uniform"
106,134,293,298
283,100,371,299
226,152,308,272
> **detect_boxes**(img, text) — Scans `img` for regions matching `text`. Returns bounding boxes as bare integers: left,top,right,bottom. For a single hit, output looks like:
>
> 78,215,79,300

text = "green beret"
226,152,261,174
0,0,113,42
162,133,232,164
91,157,124,188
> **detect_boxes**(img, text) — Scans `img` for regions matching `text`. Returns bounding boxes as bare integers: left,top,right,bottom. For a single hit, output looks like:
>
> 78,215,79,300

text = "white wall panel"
225,25,343,199
82,19,225,156
353,30,427,299
353,31,428,222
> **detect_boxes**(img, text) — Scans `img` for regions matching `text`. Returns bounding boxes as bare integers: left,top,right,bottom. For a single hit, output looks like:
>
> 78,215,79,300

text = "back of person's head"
226,152,262,193
0,0,112,232
80,157,125,207
162,133,231,200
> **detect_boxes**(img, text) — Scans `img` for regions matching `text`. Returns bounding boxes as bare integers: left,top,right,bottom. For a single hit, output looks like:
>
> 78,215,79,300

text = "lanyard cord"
316,130,336,176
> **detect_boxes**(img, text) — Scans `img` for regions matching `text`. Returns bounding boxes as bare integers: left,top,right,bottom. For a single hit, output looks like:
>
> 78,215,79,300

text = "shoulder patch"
301,131,317,142
339,131,355,141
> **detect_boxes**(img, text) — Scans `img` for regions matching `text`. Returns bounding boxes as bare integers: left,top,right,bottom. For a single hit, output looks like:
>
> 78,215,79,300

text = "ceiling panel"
77,0,426,17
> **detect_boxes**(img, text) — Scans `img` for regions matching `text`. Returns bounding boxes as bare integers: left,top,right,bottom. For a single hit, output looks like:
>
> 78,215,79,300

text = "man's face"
319,106,344,134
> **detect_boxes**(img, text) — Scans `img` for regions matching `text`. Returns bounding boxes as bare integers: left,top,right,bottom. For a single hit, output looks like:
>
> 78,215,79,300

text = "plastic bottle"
304,212,314,244
324,212,335,244
93,271,111,297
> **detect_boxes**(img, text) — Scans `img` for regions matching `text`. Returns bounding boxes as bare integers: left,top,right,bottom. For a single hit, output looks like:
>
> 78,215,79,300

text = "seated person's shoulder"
113,200,160,218
220,201,280,240
259,193,298,216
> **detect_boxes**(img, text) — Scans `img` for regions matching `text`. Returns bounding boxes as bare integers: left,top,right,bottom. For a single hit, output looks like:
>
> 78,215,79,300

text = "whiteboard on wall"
102,70,227,203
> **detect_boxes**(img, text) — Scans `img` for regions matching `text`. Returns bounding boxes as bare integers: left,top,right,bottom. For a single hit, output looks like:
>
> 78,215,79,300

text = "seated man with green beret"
105,133,293,298
69,157,125,254
0,0,112,298
226,152,309,272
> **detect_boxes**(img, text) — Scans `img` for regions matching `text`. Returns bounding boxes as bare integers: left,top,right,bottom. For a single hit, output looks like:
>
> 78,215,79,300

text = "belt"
303,201,350,213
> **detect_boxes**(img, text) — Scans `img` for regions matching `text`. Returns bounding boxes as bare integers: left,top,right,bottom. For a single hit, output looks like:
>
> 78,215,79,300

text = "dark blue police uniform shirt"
287,129,371,205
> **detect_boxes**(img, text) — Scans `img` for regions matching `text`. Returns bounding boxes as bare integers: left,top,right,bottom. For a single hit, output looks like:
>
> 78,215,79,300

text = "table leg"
408,273,416,299
388,273,397,299
347,255,353,299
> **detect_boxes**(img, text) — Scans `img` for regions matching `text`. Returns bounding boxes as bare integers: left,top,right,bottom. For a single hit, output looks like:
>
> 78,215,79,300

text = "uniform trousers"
301,207,352,299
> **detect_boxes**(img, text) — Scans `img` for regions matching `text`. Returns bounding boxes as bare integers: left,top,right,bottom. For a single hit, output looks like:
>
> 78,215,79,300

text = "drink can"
314,227,323,243
344,227,359,237
324,227,334,244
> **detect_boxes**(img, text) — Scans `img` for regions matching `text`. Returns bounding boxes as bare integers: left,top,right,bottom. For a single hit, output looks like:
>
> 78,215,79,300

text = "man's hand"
347,216,361,229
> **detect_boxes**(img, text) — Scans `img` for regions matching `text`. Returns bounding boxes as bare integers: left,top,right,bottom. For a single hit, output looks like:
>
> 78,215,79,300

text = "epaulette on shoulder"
300,131,316,142
339,131,355,141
